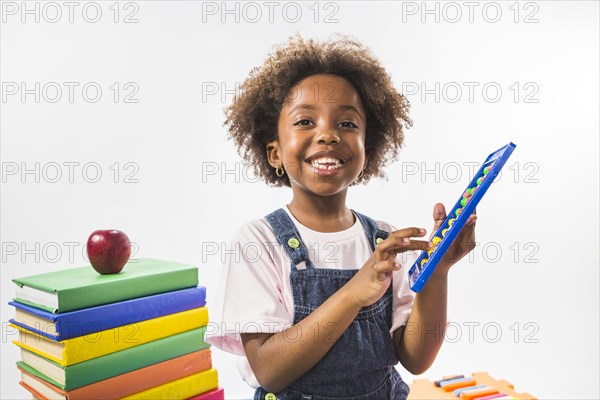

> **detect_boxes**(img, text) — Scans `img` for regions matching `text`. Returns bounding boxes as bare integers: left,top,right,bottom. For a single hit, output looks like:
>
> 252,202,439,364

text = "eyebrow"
287,104,365,121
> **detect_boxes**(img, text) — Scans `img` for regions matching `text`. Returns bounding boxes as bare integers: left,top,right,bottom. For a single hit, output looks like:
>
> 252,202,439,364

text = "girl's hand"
431,202,477,275
345,228,433,308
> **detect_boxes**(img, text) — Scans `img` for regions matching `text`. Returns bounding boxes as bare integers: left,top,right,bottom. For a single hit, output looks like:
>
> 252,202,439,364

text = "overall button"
287,237,300,249
265,393,277,400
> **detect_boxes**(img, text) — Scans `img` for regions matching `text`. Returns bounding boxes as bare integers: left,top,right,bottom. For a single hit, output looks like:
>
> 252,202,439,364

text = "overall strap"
352,210,390,252
264,208,312,268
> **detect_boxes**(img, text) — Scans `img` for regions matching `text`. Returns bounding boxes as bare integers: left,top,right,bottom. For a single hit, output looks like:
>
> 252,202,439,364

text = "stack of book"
8,258,225,399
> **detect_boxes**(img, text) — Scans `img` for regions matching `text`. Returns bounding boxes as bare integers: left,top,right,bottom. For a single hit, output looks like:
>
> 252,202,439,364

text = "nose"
316,129,340,145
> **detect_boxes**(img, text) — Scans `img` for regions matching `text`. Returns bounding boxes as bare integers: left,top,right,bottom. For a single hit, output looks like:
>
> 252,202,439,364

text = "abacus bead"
476,177,484,185
461,198,469,207
427,250,434,256
463,190,472,199
483,166,490,175
441,228,448,237
468,188,476,195
448,218,456,226
432,236,442,244
420,258,427,266
455,208,463,217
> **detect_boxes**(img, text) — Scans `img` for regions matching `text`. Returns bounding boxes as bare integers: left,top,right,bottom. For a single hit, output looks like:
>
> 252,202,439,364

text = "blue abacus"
409,142,517,292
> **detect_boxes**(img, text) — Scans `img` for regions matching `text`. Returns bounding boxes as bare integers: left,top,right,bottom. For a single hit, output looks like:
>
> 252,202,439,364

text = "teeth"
309,157,343,169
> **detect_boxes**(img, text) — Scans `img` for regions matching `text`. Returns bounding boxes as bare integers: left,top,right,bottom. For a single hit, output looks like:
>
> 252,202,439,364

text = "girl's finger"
373,259,401,274
389,227,428,239
376,235,433,255
373,260,401,281
466,214,477,226
432,203,447,232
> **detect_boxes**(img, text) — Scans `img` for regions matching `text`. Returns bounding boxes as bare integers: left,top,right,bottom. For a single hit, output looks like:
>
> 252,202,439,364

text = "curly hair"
224,33,412,187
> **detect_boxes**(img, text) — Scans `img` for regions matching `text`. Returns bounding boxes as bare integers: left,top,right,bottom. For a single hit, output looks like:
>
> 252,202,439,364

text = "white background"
1,1,598,399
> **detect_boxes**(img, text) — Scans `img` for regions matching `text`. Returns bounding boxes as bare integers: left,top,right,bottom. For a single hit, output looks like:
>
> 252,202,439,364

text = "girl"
206,33,477,400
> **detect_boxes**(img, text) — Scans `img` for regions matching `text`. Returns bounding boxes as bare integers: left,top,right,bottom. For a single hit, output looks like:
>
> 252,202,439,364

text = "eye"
339,121,358,128
293,119,313,126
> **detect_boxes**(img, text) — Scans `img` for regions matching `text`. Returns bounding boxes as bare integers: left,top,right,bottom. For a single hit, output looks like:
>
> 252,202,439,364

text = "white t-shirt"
205,205,417,388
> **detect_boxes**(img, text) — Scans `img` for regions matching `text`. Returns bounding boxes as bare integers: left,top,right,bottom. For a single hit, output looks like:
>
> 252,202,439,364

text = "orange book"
18,348,212,400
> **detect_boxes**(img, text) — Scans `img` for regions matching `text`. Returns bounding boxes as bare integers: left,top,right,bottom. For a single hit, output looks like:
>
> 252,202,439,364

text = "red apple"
87,230,131,274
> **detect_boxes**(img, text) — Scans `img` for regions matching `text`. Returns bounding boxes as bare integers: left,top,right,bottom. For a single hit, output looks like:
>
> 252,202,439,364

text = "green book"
13,258,198,313
17,327,209,391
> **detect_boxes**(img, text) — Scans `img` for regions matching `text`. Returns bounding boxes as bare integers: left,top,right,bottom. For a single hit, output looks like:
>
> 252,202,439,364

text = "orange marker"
442,378,477,392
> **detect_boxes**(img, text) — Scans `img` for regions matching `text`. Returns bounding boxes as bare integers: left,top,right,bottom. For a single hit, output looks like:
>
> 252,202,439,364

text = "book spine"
58,268,198,312
63,327,209,390
121,369,218,400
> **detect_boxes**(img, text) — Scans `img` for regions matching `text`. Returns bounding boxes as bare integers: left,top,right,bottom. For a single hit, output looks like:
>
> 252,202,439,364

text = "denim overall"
254,208,410,400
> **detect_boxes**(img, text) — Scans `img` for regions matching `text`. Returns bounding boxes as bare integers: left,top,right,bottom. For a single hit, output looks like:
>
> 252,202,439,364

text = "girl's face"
268,74,367,197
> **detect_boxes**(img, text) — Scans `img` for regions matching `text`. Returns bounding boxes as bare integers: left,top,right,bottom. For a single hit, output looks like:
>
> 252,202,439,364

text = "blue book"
9,287,206,341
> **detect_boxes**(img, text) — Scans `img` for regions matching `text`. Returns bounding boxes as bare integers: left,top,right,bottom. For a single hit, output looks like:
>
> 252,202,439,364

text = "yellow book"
122,368,218,400
12,307,208,366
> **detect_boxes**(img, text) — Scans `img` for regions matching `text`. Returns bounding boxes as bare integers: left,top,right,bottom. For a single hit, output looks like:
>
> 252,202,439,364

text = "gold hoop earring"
276,166,285,177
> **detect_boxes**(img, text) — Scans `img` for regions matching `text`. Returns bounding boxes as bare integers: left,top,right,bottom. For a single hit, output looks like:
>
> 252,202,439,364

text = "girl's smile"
305,149,348,176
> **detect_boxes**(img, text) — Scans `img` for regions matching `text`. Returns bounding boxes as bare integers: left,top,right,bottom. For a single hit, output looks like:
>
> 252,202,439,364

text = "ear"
266,139,282,168
363,150,369,170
